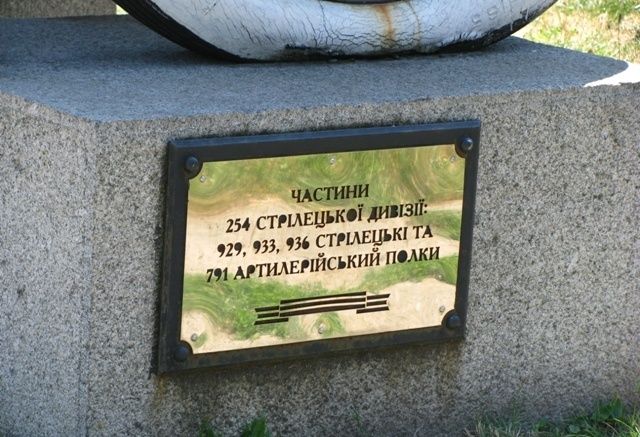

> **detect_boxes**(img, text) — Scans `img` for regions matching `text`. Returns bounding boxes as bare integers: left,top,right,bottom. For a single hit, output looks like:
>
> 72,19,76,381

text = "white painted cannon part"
117,0,557,60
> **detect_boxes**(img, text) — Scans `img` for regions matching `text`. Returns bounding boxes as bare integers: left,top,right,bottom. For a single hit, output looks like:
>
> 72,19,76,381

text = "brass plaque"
160,122,479,372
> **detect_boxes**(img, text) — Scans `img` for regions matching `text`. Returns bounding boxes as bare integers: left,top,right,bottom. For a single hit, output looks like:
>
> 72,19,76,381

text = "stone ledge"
0,0,115,18
0,15,638,123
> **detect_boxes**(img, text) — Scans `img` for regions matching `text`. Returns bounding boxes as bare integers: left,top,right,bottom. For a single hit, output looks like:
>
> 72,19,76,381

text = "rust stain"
373,4,395,43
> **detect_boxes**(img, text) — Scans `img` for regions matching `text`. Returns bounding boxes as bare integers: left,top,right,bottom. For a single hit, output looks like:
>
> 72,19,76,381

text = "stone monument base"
0,15,638,437
0,0,115,18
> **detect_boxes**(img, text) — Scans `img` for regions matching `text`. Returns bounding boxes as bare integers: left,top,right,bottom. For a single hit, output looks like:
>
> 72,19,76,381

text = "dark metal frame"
159,121,480,373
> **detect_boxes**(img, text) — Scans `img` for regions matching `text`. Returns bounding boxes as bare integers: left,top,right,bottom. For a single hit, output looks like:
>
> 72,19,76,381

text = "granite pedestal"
0,15,638,437
0,0,115,18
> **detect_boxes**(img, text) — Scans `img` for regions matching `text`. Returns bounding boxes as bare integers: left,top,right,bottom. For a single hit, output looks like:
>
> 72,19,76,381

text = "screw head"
459,137,474,153
190,333,198,342
446,313,462,329
184,156,200,174
317,323,326,334
174,344,190,362
439,305,446,314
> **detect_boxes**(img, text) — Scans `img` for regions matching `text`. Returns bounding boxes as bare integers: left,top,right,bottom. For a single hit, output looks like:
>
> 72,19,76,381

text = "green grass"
565,0,639,22
198,417,271,437
198,419,223,437
467,399,640,437
241,418,271,437
521,0,640,62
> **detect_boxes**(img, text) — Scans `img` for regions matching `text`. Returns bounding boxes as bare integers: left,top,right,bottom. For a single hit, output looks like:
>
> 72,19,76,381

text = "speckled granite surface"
0,0,114,18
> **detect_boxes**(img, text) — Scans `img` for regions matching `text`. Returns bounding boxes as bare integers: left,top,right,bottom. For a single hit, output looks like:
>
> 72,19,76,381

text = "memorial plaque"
159,122,480,372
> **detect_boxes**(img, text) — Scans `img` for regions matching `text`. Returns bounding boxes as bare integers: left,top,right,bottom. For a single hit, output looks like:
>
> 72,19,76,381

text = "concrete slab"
0,16,638,122
0,0,115,18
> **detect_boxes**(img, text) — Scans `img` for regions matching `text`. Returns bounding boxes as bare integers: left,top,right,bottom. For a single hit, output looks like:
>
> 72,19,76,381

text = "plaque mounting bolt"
459,137,474,154
445,313,462,330
199,175,206,183
439,305,446,314
190,333,198,342
317,323,326,334
329,156,336,166
184,156,200,175
174,344,190,362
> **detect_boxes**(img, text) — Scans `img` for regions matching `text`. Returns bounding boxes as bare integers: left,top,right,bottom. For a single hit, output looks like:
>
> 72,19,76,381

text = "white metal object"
116,0,557,60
